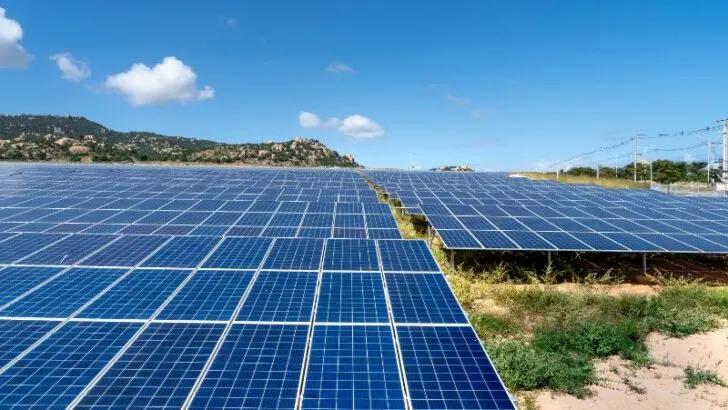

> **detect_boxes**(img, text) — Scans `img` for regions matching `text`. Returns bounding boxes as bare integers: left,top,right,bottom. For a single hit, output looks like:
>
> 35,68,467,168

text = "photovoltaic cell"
0,321,141,409
0,266,63,306
397,326,514,410
263,238,324,270
0,268,126,318
190,324,308,409
536,231,592,251
502,231,556,250
368,229,402,240
158,270,254,321
17,234,118,265
385,273,467,324
0,319,58,368
323,239,379,271
76,322,224,409
438,230,482,249
237,271,318,322
202,237,273,269
141,236,221,268
78,269,190,319
0,233,66,264
378,240,440,272
302,325,405,409
316,273,389,323
80,235,169,267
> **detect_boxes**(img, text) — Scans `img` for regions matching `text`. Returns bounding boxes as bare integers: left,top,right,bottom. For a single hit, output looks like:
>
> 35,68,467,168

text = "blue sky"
1,1,727,170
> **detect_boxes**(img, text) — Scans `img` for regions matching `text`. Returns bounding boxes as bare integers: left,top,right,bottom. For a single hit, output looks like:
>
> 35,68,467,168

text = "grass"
514,172,650,189
683,366,728,389
369,181,728,398
461,280,728,396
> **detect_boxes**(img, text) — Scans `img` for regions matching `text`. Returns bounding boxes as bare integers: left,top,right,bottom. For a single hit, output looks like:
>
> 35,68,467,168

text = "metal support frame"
427,225,433,247
450,250,455,269
547,251,552,267
642,253,647,276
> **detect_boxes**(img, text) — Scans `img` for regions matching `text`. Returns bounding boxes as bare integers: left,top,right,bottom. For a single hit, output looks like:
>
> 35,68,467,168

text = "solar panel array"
0,164,513,410
365,170,728,253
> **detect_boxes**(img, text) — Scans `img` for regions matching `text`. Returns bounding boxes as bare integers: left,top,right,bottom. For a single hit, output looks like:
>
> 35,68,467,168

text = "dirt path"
532,326,728,410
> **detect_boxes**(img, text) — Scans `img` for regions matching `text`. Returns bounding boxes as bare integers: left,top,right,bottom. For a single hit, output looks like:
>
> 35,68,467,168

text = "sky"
1,1,728,171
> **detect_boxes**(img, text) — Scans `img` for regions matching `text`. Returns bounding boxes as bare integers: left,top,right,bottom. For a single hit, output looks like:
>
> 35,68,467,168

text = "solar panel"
16,234,118,266
503,231,556,250
0,321,141,408
378,240,440,272
202,237,273,269
158,270,254,321
76,322,224,409
0,266,63,306
237,271,318,322
302,325,405,409
263,238,324,270
78,269,190,319
385,273,468,324
190,324,308,409
0,233,66,264
316,272,389,323
439,230,482,249
323,239,379,271
141,236,220,268
0,268,126,318
0,319,58,368
80,235,169,267
397,326,514,409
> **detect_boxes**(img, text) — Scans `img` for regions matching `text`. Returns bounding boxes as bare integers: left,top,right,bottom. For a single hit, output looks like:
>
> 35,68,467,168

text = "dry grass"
514,172,650,189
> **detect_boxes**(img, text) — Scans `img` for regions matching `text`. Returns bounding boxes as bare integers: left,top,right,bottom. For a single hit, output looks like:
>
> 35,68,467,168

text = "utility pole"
615,153,618,178
596,148,600,180
633,134,638,182
722,120,728,182
708,139,712,185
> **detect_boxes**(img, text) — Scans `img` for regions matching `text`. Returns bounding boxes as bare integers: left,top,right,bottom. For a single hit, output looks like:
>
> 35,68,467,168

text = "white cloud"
443,93,471,107
0,8,32,69
105,56,214,106
336,114,384,138
325,62,354,74
298,111,384,139
50,53,91,82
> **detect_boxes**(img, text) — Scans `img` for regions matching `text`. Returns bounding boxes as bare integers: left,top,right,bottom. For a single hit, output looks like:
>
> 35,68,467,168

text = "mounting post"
547,251,552,267
450,250,455,269
642,253,647,276
427,225,433,247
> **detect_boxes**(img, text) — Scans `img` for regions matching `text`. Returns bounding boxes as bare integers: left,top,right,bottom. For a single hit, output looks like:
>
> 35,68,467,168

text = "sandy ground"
531,326,728,410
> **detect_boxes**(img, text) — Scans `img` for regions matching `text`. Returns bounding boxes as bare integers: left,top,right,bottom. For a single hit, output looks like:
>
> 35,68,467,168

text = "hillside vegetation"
0,115,360,167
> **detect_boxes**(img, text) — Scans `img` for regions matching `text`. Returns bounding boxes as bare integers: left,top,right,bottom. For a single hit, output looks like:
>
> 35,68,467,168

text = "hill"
0,115,360,167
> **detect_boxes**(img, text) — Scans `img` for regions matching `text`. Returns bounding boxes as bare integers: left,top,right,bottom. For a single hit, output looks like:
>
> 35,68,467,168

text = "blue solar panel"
236,212,273,226
485,217,526,231
368,228,402,240
78,269,190,319
141,236,220,268
0,268,126,318
671,234,728,252
386,273,467,324
202,237,273,269
0,321,141,408
323,239,379,271
269,212,304,227
77,322,224,409
190,324,308,409
365,214,398,229
0,233,66,263
397,326,514,410
80,235,169,267
237,271,318,322
302,213,334,227
569,232,628,251
457,216,497,230
316,273,389,323
298,227,333,238
0,319,58,368
335,214,365,228
378,240,440,272
635,233,700,252
263,238,324,270
17,234,118,265
333,227,367,239
601,232,664,251
302,325,405,409
45,223,94,233
204,211,242,225
158,270,254,321
503,231,556,250
336,202,362,214
68,210,119,225
439,230,482,249
0,266,63,306
262,226,299,237
536,231,592,251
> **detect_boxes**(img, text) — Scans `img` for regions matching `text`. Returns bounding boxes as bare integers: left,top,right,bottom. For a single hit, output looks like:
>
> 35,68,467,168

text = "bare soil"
532,326,728,410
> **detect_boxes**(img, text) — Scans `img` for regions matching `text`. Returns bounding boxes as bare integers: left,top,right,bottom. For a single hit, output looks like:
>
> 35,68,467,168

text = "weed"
622,377,647,394
683,366,727,389
470,313,519,339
